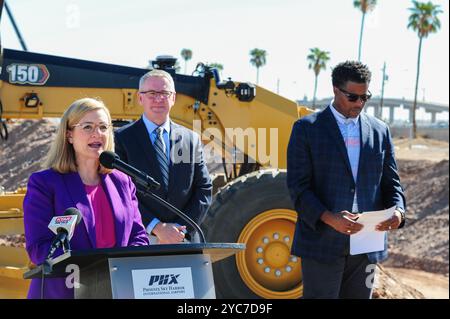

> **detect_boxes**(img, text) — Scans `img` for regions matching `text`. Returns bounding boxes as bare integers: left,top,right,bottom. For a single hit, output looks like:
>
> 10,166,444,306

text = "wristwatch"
396,207,406,224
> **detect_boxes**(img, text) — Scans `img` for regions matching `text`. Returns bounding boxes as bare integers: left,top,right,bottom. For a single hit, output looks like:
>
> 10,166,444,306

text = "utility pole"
379,62,387,120
276,78,280,94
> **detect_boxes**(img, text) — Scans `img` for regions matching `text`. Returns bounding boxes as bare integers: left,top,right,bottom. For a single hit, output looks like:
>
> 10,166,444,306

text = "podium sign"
111,254,214,299
24,243,244,299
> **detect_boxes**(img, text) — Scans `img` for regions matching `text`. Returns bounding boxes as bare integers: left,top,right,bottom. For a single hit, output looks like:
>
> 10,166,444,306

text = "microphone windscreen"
63,207,82,225
99,151,119,169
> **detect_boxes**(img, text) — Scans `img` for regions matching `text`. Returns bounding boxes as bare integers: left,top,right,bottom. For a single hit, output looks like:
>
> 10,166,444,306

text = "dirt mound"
373,265,425,299
397,159,449,222
384,159,449,274
0,234,25,248
0,119,57,191
383,267,449,299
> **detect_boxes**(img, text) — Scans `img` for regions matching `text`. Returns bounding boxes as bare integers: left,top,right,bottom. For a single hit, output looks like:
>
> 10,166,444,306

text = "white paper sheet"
350,206,396,255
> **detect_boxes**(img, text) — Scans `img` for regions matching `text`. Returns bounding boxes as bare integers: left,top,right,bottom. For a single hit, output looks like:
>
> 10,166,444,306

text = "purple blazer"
23,169,150,299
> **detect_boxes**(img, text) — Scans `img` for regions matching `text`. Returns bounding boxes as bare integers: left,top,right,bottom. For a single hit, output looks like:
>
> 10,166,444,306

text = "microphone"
46,207,82,259
100,151,206,243
100,151,160,190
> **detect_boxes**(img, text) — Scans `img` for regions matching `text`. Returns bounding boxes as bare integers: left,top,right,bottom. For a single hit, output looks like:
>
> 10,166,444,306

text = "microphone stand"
43,236,72,275
136,186,206,243
102,152,206,243
63,237,71,253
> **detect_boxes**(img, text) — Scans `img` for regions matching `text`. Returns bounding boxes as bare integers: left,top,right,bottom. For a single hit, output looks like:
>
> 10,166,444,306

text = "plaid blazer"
287,106,406,263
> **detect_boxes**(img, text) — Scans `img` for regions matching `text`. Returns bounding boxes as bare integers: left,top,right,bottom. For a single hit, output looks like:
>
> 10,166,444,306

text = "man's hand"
152,222,187,244
320,210,364,235
375,210,402,231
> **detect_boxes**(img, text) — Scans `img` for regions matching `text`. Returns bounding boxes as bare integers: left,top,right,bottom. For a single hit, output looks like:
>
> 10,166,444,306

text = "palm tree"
408,1,442,138
307,48,330,108
207,63,224,72
249,48,267,84
354,0,377,61
180,48,193,74
206,63,224,78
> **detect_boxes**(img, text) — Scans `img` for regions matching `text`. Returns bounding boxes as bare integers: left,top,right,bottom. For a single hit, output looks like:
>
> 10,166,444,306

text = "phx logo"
148,274,180,286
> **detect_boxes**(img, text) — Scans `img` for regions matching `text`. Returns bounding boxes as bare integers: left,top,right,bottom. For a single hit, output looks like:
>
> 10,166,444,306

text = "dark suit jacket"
23,169,150,299
287,106,406,263
115,117,212,232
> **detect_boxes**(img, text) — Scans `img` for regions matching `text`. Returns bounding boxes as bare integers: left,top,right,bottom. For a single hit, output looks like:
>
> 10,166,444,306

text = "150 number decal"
6,63,50,85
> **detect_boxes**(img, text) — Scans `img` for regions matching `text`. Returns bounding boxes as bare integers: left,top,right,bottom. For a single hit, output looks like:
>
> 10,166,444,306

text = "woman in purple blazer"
23,98,150,299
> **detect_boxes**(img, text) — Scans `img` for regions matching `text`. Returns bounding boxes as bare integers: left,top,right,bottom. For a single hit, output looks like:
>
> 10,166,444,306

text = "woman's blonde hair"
45,98,114,174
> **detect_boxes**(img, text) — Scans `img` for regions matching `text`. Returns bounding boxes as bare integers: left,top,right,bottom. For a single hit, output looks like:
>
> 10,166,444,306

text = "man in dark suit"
115,69,212,244
287,61,406,299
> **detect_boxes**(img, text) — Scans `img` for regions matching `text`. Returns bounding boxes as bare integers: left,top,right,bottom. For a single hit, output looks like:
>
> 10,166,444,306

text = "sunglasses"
337,87,372,102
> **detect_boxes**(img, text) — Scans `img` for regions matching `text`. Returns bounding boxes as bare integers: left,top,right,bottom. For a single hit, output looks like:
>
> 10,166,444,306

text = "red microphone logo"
55,216,73,224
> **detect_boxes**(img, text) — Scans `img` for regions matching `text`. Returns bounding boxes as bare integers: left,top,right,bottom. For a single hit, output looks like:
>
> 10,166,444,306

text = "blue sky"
2,0,448,121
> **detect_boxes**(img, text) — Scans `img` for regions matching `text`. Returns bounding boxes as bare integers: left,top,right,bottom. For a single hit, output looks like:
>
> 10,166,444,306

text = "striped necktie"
154,127,169,190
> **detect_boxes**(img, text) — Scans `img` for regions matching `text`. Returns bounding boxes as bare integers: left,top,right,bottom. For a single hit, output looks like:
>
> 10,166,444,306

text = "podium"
23,243,245,299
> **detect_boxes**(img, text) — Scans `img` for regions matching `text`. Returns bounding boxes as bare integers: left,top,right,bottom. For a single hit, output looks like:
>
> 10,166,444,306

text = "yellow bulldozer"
0,2,313,299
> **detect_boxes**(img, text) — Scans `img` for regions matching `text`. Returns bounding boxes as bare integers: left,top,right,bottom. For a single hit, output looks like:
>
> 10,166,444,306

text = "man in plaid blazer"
287,61,406,299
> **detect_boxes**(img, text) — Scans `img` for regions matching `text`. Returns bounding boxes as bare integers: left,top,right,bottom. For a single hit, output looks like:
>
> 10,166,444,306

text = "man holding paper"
287,61,406,299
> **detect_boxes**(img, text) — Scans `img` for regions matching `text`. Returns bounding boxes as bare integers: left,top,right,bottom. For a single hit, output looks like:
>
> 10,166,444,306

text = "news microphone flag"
48,215,78,241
